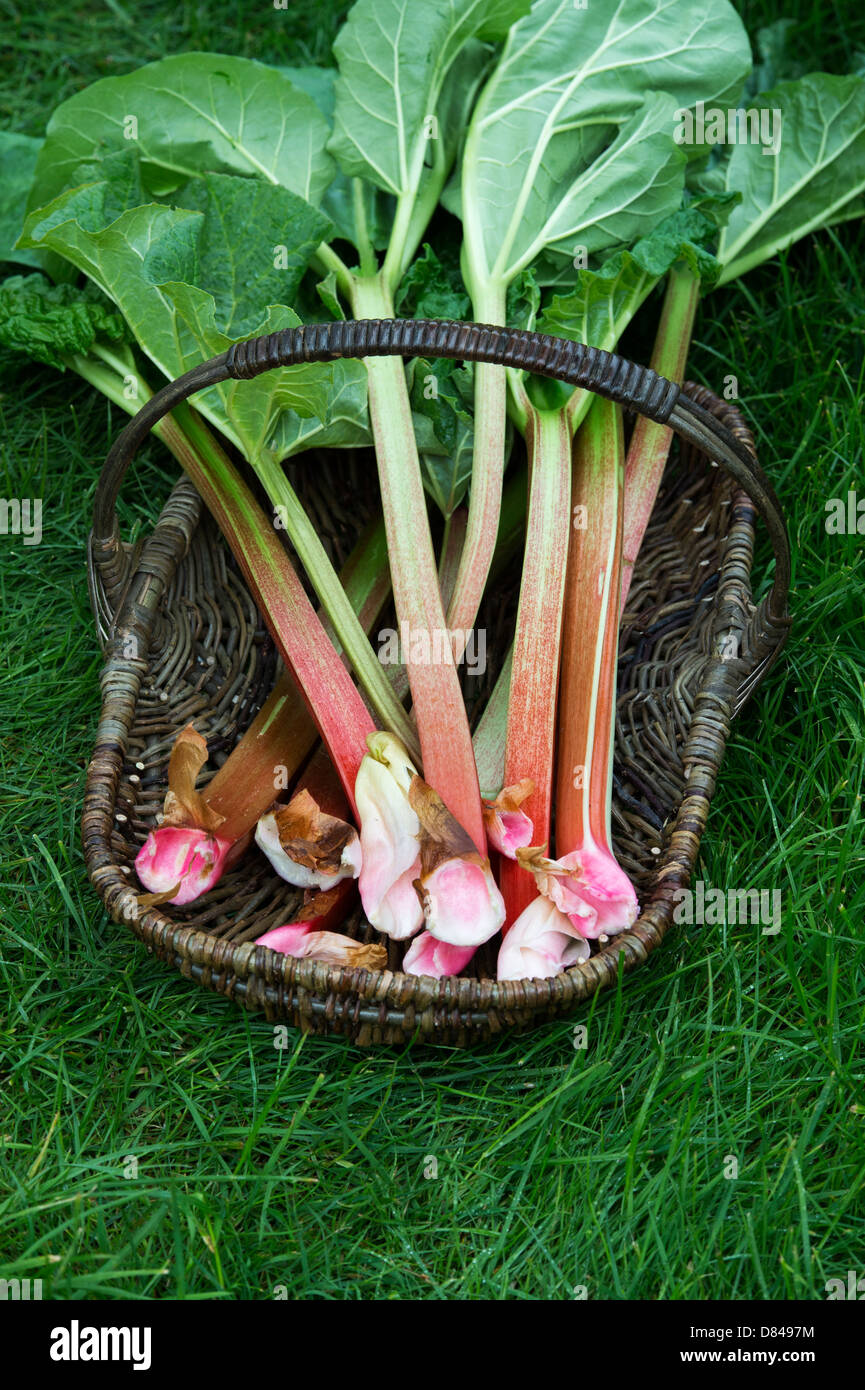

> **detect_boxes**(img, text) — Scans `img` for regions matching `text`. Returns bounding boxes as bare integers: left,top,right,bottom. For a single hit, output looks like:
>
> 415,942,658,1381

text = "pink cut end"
540,845,639,939
402,931,476,979
420,857,505,947
485,806,534,859
482,780,535,859
135,826,232,905
497,896,591,982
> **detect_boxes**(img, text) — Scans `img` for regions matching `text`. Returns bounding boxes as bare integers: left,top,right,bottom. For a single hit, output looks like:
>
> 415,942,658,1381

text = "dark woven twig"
82,323,791,1045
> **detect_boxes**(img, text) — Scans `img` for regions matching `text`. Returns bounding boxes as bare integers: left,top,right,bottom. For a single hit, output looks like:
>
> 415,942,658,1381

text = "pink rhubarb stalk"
499,401,573,923
168,405,376,810
540,396,638,937
135,510,394,905
621,264,699,612
349,277,485,852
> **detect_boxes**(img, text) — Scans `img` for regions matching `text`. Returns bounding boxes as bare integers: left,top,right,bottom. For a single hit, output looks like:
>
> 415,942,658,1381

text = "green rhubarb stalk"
621,263,700,612
349,271,485,852
472,645,513,800
437,506,468,602
445,281,509,643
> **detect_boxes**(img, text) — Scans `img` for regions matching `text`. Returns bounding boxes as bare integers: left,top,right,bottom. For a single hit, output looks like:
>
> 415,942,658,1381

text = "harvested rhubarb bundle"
15,0,845,989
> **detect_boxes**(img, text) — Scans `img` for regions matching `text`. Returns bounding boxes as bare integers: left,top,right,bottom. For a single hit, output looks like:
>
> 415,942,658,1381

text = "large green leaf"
458,0,751,297
281,64,396,256
267,358,372,458
168,173,331,334
20,176,348,460
528,201,725,409
716,73,865,286
0,132,45,268
27,53,335,213
328,0,529,199
164,283,332,464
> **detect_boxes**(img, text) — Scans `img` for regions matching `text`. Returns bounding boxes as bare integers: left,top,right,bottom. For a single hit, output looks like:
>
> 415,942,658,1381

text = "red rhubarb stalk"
167,404,375,810
534,396,638,938
499,400,573,922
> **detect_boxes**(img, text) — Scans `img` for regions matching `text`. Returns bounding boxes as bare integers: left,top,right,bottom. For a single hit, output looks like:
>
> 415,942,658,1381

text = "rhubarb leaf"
458,0,751,297
505,267,540,330
0,132,46,268
409,357,474,517
716,73,865,285
538,202,728,351
0,272,128,370
466,92,690,298
168,173,332,334
20,178,345,455
281,63,396,254
164,284,328,453
395,242,470,320
528,203,725,410
328,0,529,198
27,53,335,212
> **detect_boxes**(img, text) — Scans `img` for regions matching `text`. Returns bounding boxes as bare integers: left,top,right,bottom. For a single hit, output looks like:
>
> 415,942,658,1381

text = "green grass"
0,0,863,1301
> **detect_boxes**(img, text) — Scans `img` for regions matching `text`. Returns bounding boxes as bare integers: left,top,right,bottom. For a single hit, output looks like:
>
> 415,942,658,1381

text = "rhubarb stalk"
499,396,573,921
621,263,700,611
166,402,377,809
349,273,485,852
542,396,638,936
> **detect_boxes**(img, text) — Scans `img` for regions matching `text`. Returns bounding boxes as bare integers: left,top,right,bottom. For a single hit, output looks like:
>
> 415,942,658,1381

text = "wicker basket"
82,320,791,1045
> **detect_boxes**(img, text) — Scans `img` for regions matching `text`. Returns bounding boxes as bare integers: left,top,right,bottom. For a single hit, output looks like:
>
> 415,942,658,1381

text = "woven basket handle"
90,318,791,678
